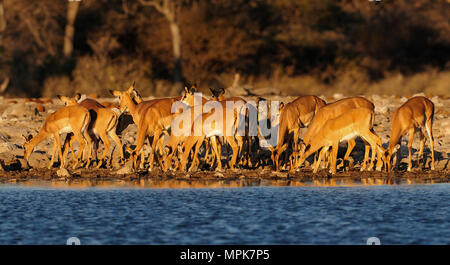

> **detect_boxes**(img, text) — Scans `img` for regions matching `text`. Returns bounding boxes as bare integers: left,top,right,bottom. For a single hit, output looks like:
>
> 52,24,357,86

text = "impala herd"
22,82,436,175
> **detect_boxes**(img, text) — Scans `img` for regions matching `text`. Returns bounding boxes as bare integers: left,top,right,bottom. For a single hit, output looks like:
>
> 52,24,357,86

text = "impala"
296,108,386,175
385,96,435,171
23,98,92,169
295,96,382,171
110,83,183,170
160,85,215,171
209,87,251,167
59,94,124,168
271,95,326,171
176,103,242,172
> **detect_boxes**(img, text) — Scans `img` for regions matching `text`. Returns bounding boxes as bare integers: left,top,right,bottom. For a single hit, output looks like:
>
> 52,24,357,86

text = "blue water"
0,184,448,245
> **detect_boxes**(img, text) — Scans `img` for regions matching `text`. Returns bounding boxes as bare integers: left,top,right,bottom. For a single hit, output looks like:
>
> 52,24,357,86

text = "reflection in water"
12,176,446,189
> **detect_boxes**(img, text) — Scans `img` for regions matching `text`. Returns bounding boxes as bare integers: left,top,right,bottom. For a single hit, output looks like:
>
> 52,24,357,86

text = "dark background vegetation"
0,0,448,97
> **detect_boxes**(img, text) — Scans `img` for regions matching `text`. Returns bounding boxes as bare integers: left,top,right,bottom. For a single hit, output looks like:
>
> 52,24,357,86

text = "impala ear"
279,102,285,110
220,87,225,94
190,84,197,93
184,86,189,93
56,95,68,105
209,87,214,94
127,82,135,93
74,93,81,101
110,90,120,97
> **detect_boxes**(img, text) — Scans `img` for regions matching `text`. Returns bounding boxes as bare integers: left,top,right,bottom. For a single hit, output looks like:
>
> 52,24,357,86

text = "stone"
57,168,71,178
116,165,132,175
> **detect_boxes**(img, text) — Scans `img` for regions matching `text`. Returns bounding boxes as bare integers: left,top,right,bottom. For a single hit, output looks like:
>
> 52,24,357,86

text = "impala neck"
387,126,402,155
25,129,49,159
123,94,138,122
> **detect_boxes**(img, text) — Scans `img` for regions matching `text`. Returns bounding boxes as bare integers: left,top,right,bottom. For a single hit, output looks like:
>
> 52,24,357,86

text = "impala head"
384,144,399,172
22,134,34,161
57,95,77,106
109,82,136,113
181,84,197,106
73,93,81,102
132,89,143,104
210,87,225,101
160,145,173,171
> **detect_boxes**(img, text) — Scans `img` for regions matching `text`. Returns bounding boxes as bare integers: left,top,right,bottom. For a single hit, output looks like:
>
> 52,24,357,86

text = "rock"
1,103,38,119
57,168,71,178
116,165,132,175
376,105,389,114
214,172,224,178
271,171,287,178
227,85,248,96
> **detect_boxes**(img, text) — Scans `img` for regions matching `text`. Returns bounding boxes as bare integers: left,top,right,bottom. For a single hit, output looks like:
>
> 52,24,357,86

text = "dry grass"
250,69,450,97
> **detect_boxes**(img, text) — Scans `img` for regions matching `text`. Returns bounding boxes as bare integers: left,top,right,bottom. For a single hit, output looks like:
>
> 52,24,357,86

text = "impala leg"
52,133,64,169
192,138,204,169
48,139,58,169
292,129,300,166
72,133,84,169
149,131,162,171
210,136,222,170
425,119,434,170
337,139,355,170
188,137,204,172
417,129,426,169
133,127,147,170
235,135,244,167
330,144,338,175
275,144,288,171
313,147,327,173
61,133,76,165
96,132,110,168
371,130,385,171
282,134,291,170
83,129,93,168
407,128,415,171
323,149,332,169
363,131,379,171
360,138,371,171
225,136,239,170
180,136,203,171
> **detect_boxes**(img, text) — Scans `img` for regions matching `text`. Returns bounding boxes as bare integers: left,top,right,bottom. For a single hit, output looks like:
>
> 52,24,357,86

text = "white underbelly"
59,126,72,134
206,129,223,138
341,131,358,142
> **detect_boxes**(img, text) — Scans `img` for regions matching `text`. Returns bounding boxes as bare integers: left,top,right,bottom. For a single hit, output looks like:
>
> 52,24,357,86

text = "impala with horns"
385,96,435,172
23,97,92,169
296,108,386,175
